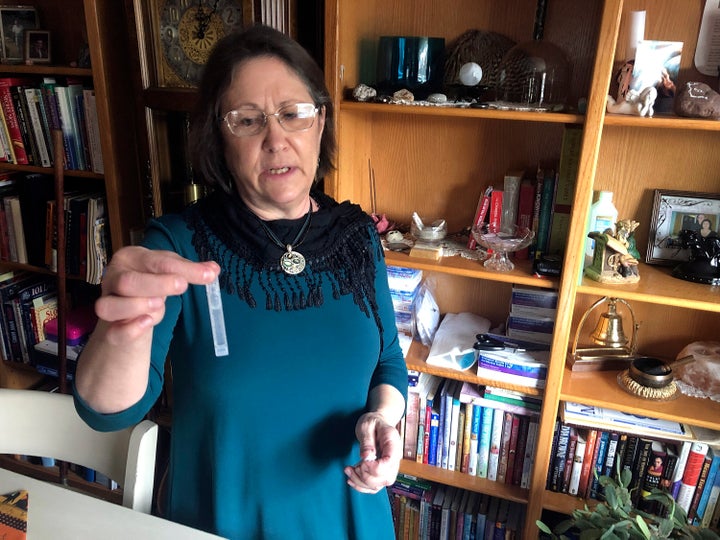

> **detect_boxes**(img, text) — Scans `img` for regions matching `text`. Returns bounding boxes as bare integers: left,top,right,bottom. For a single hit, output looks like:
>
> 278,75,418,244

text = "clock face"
157,0,244,87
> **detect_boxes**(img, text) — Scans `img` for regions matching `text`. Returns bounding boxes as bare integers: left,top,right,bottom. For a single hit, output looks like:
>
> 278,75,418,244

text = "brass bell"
589,298,628,349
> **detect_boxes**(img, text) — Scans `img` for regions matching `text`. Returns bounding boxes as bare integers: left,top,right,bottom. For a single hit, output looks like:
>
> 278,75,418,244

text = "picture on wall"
0,6,38,62
646,189,720,265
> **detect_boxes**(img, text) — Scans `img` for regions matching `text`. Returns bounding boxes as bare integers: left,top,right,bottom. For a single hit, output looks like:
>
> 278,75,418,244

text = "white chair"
0,388,158,514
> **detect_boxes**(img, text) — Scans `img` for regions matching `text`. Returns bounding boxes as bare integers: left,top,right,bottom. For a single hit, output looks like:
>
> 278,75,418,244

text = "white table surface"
0,467,226,539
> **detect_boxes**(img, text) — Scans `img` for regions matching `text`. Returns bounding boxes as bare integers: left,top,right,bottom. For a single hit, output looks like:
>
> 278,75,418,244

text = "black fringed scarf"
186,189,384,332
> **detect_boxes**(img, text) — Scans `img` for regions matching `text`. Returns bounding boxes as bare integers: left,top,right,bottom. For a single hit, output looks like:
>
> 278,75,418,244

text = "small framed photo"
646,189,720,265
24,29,49,63
0,6,38,62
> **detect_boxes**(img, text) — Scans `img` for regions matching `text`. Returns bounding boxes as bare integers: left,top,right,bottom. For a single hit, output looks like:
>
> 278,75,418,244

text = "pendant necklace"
255,200,313,275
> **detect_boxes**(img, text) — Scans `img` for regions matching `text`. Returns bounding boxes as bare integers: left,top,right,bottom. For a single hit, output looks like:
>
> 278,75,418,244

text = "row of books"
0,76,103,172
0,271,57,364
467,125,583,275
548,413,720,528
15,455,119,491
0,171,109,284
403,373,540,487
389,473,526,540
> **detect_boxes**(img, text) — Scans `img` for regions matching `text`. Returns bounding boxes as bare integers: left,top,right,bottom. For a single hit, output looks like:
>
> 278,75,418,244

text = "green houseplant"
537,468,720,539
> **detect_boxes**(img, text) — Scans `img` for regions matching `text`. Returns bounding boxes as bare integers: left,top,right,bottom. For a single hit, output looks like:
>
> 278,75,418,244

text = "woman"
73,25,407,540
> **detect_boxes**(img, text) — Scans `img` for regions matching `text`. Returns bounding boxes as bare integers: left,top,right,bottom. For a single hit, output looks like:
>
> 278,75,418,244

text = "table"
0,468,226,539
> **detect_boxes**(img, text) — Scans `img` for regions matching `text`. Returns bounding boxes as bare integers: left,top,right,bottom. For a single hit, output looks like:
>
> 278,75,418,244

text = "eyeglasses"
222,102,319,137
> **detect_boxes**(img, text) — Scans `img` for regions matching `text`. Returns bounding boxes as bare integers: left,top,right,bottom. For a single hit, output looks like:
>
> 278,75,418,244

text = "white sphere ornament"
459,62,483,86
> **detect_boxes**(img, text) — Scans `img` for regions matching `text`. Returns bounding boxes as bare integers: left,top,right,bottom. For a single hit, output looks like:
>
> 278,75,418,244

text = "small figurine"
606,86,657,117
585,219,641,284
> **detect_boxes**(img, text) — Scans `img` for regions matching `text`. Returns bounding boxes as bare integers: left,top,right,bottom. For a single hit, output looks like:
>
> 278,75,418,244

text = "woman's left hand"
344,411,402,494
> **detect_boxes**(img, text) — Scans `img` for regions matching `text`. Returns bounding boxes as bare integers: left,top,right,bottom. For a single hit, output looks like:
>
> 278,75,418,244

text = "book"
671,441,694,499
511,415,530,486
528,165,545,259
688,451,716,524
700,455,720,527
15,276,55,364
568,430,587,496
447,380,462,471
532,167,557,259
589,430,610,499
54,83,80,169
82,88,104,174
496,411,514,483
467,403,483,475
602,431,621,478
688,448,720,525
520,419,538,489
404,388,421,460
578,428,598,498
676,442,710,513
22,86,50,167
561,427,578,494
547,125,582,255
551,423,572,492
487,407,504,481
5,196,27,263
476,347,549,388
477,404,494,478
421,374,443,465
460,401,474,473
629,438,653,506
10,84,37,165
0,272,35,362
0,77,32,164
638,441,670,513
514,178,535,259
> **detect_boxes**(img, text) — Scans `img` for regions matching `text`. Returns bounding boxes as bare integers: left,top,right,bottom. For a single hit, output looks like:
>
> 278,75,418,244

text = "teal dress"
74,191,408,540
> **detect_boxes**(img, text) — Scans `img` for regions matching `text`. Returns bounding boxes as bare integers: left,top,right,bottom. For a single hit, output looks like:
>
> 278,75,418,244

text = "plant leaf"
634,515,651,539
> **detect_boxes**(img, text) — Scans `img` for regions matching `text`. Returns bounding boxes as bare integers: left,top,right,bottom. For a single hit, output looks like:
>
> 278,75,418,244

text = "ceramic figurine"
585,220,641,284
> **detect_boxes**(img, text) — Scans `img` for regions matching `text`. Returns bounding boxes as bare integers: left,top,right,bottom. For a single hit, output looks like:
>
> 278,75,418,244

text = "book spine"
23,87,50,167
533,169,557,257
520,419,538,489
589,430,610,499
415,393,426,464
511,415,530,486
467,403,482,476
504,413,521,485
488,189,503,229
477,405,493,478
428,412,440,467
672,441,694,499
629,438,653,506
561,429,578,494
0,80,27,164
688,454,714,524
404,390,420,460
487,408,504,481
676,442,710,513
447,388,461,471
496,411,514,483
11,86,36,165
551,424,572,492
568,434,587,496
514,179,536,259
460,401,473,474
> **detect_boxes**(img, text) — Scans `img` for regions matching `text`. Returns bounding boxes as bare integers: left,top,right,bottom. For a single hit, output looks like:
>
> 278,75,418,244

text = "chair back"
0,388,158,513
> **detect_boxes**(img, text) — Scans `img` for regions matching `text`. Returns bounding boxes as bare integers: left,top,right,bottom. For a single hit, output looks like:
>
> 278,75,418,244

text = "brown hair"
188,24,336,194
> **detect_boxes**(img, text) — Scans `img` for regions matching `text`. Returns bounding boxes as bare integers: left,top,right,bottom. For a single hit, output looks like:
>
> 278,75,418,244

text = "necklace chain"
255,200,313,275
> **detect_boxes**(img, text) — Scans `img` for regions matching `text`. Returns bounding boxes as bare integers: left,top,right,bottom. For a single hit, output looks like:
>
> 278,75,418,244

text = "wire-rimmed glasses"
222,102,319,137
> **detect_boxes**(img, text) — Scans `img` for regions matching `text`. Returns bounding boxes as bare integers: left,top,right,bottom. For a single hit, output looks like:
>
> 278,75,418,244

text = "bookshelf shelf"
340,100,585,125
578,264,720,314
604,112,720,132
560,366,720,432
384,251,559,290
405,340,545,398
399,459,529,504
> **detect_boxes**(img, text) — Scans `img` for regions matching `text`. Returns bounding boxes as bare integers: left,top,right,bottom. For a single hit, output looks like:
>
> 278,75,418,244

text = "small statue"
606,86,657,117
585,218,641,284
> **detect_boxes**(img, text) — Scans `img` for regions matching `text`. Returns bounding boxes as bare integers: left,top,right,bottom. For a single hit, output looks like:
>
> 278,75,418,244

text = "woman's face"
220,56,325,220
702,219,711,231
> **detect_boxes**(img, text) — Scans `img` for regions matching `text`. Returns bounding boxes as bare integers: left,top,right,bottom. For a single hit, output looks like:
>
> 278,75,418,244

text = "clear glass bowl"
471,224,535,272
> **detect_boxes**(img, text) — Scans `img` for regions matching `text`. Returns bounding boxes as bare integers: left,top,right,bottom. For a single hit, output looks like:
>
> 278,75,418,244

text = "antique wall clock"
154,0,245,87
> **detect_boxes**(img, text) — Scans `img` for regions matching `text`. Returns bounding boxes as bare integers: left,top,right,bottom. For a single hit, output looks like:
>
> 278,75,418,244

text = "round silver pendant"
280,250,306,275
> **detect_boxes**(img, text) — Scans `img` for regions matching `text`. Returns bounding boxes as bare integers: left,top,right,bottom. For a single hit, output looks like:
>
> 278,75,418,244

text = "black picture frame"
0,6,38,62
24,29,50,63
646,189,720,265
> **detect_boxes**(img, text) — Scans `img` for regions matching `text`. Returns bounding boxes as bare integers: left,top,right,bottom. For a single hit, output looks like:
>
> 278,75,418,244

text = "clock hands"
195,0,220,40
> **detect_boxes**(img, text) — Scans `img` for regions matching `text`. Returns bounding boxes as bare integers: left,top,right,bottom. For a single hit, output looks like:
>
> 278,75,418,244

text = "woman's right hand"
94,246,220,342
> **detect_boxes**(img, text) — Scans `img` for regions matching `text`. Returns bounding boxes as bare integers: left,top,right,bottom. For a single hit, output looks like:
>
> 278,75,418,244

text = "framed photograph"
646,189,720,265
24,29,49,63
0,6,38,62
